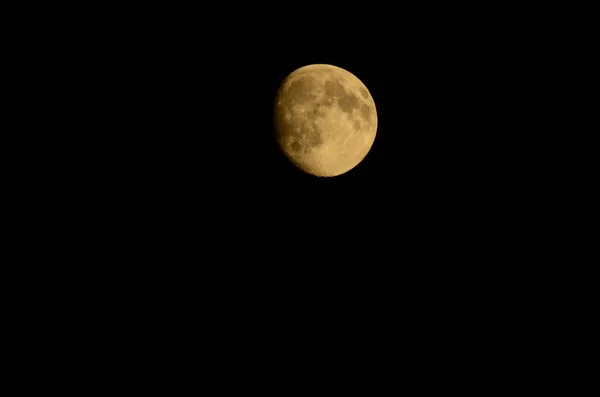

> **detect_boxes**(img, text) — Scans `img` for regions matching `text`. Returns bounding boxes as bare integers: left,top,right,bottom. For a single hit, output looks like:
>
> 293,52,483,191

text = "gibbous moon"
274,64,378,177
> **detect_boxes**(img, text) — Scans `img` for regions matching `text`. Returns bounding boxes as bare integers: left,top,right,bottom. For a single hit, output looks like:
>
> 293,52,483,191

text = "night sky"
98,4,546,279
49,5,558,369
125,21,524,239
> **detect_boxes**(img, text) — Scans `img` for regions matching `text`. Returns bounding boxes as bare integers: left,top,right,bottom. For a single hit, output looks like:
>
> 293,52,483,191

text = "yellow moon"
274,64,378,177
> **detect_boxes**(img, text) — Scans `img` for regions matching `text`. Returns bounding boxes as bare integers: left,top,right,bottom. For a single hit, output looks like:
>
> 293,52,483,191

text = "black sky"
89,3,551,272
15,4,569,374
30,6,565,360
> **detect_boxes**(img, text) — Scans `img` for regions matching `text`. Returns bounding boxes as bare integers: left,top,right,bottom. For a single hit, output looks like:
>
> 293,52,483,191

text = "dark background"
34,4,558,295
13,4,569,377
87,5,545,260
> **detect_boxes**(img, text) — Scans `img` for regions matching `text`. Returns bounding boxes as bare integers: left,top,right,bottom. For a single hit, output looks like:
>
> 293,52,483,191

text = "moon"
274,64,378,177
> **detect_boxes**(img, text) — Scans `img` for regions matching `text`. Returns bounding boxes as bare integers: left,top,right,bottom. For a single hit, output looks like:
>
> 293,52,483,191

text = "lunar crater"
337,93,360,115
360,104,372,120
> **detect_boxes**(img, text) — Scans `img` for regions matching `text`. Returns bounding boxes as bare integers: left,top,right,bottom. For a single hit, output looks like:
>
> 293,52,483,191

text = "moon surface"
274,64,378,177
